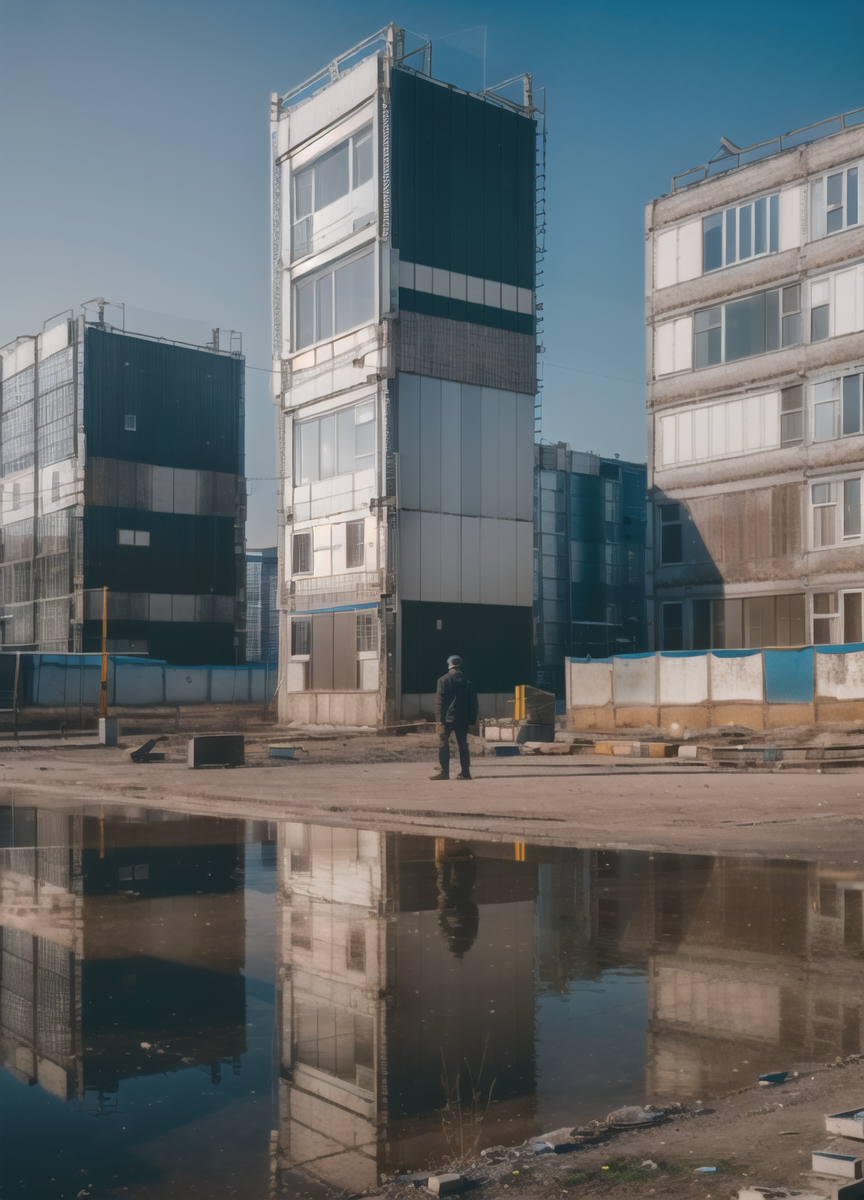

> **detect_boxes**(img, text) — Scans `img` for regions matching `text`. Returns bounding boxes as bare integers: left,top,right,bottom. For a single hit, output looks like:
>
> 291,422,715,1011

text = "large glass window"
292,124,373,259
294,399,375,484
660,504,682,564
703,193,779,272
811,165,859,240
780,385,803,445
694,284,801,367
811,478,862,546
294,249,375,349
813,374,864,441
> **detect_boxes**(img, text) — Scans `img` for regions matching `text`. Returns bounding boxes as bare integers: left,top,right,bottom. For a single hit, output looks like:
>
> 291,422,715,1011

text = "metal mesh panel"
37,937,70,977
37,812,69,891
38,508,70,555
38,347,73,392
3,604,34,646
2,951,33,1002
1,401,34,474
1,365,34,411
1,562,32,603
36,382,74,425
35,553,68,600
37,964,71,1057
36,599,69,644
0,987,31,1038
2,928,33,960
3,518,34,561
38,415,75,466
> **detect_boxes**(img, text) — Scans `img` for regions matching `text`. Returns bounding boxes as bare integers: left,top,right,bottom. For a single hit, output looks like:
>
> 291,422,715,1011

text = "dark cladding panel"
83,327,242,474
401,599,532,695
391,69,535,293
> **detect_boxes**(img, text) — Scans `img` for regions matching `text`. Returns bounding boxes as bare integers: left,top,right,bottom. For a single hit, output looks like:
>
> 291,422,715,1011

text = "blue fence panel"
764,648,814,703
114,660,165,706
165,668,210,705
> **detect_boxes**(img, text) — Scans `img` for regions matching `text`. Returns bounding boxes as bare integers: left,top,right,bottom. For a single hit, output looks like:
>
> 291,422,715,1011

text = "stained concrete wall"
566,646,864,731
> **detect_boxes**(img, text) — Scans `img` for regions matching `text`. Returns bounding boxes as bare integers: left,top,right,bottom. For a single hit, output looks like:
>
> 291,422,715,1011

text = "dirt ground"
373,1058,864,1200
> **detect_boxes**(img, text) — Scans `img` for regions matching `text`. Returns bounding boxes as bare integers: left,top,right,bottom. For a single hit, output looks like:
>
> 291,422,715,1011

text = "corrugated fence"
0,655,278,711
566,645,864,730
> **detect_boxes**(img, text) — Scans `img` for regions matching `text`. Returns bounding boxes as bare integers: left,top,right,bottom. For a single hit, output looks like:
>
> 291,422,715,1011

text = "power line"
243,359,645,386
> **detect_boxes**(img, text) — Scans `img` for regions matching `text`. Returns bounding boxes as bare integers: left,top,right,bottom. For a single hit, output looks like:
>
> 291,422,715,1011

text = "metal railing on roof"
671,106,864,192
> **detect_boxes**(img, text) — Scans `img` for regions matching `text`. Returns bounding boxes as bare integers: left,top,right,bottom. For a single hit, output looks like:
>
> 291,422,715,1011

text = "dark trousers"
438,721,470,775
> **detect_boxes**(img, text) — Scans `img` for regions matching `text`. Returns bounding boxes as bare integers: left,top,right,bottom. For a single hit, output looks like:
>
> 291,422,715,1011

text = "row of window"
660,590,863,651
292,520,366,575
659,478,862,565
659,374,864,467
700,165,859,275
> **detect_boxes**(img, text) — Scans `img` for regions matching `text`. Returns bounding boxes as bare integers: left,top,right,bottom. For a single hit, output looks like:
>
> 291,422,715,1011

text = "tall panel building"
271,25,539,726
0,306,246,663
646,114,864,651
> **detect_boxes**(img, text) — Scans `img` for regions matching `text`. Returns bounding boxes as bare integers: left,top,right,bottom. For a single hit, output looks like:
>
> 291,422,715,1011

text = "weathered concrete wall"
567,647,864,731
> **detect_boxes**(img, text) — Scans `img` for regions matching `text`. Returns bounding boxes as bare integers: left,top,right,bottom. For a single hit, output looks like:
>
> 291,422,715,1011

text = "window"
292,532,312,575
811,279,830,341
844,592,863,643
117,529,150,546
12,482,20,510
813,593,839,644
811,165,859,239
51,471,60,502
356,611,377,652
292,124,373,259
811,479,862,546
294,248,375,349
703,193,779,271
814,375,864,441
346,519,365,568
291,617,311,655
124,414,137,431
660,504,682,563
780,385,803,445
661,602,683,650
695,285,801,367
843,374,864,436
294,399,375,483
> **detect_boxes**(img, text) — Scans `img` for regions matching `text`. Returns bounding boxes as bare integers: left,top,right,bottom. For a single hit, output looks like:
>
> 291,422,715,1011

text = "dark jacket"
435,668,479,725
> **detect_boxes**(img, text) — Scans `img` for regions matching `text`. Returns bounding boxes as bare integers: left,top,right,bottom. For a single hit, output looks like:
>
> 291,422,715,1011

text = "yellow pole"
100,586,108,719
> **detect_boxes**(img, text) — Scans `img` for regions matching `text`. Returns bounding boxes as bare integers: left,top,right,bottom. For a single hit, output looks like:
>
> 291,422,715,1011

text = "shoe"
456,772,472,780
429,771,450,781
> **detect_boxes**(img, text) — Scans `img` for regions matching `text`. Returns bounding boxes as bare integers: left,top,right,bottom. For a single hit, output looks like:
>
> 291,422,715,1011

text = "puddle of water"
0,801,862,1198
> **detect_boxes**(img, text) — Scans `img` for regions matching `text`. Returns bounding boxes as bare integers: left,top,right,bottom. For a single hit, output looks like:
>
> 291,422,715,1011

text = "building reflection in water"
274,829,863,1194
0,802,248,1114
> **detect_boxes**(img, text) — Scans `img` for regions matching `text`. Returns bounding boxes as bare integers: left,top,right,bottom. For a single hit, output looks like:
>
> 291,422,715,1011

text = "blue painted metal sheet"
763,648,814,703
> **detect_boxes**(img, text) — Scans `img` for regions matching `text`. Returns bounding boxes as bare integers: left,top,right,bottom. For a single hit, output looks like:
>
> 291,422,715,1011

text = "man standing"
430,655,478,781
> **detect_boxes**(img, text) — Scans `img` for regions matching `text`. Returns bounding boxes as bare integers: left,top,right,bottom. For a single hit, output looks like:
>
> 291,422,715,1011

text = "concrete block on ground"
187,734,245,769
826,1110,864,1141
427,1174,465,1196
99,717,118,746
812,1153,863,1179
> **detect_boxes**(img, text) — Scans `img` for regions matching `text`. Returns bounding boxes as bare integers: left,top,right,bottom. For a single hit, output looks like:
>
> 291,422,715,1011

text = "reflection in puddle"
0,802,861,1197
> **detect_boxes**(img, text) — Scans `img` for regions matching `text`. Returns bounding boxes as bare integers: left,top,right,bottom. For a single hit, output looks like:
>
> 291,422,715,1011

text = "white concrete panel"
515,395,534,522
450,272,467,300
727,400,743,453
150,594,171,622
659,654,709,705
1,339,35,376
762,391,780,446
397,373,420,510
287,56,378,151
655,229,677,290
709,653,764,702
414,263,432,293
173,468,196,514
172,594,195,622
672,316,693,372
660,415,676,466
39,322,68,360
515,520,533,607
479,388,499,517
816,649,864,700
677,220,702,282
360,658,378,691
693,407,709,460
710,403,726,457
419,511,441,602
833,267,859,336
399,260,414,289
613,656,657,706
478,517,499,605
501,283,518,312
432,268,449,297
461,517,481,604
570,660,613,707
497,519,517,605
439,514,461,603
467,276,484,305
497,390,517,519
655,321,675,376
743,395,762,450
484,280,501,308
677,411,693,461
440,381,461,513
517,287,533,314
779,186,801,251
419,376,442,512
151,466,173,512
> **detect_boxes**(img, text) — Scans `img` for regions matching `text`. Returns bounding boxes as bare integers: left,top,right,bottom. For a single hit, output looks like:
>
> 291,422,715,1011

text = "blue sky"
1,0,861,543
